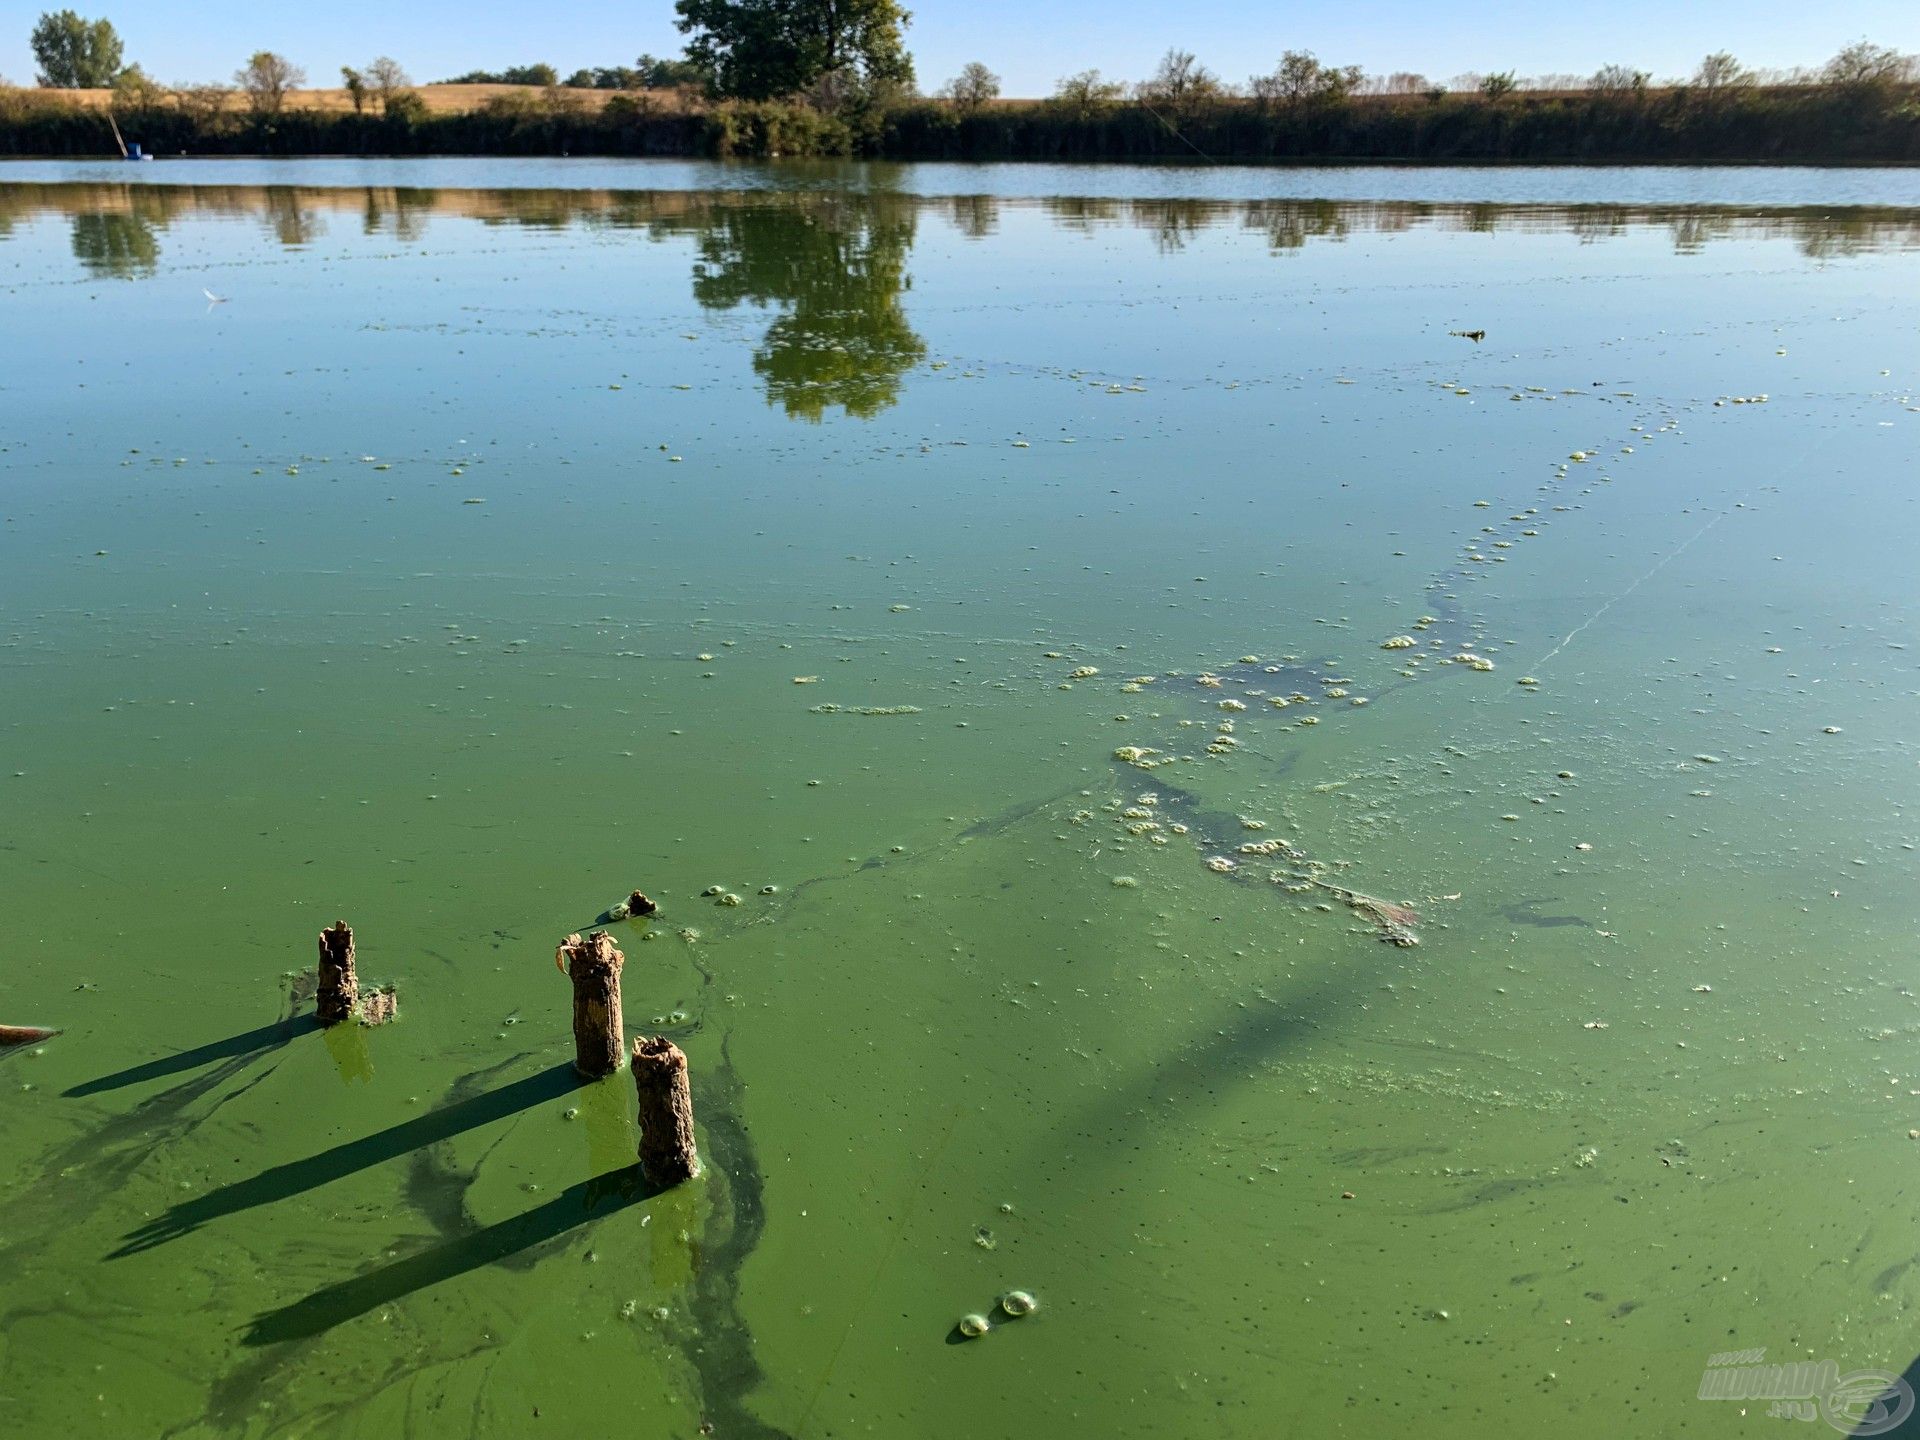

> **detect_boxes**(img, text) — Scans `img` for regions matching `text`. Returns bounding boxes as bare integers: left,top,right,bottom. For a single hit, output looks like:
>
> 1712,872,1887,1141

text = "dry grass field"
47,83,648,115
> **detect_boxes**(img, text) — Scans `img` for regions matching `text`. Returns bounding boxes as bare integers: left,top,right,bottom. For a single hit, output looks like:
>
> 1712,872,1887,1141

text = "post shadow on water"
111,1060,582,1257
65,1014,320,1098
243,1163,659,1346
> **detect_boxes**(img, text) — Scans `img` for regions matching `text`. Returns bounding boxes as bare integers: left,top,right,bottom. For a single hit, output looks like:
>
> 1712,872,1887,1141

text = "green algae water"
2,163,1919,1439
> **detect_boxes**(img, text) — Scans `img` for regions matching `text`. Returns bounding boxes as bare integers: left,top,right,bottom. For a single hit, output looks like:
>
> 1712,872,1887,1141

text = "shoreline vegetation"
4,77,1918,165
5,9,1917,164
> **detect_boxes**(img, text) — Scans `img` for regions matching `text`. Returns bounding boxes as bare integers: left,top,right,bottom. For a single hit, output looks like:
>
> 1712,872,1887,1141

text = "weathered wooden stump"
632,1036,700,1186
559,931,626,1078
316,922,358,1026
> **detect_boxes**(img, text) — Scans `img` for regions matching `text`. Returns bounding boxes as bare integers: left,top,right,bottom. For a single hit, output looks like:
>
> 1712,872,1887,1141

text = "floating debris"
1314,882,1420,947
1000,1291,1038,1317
358,987,399,1027
957,1313,991,1338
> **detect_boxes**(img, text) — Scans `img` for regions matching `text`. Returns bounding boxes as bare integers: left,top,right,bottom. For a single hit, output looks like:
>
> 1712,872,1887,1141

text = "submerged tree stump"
316,922,358,1026
559,931,626,1078
632,1036,700,1186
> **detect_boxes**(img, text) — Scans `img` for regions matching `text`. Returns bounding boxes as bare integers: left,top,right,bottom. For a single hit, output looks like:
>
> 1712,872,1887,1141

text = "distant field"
45,84,653,115
28,83,1783,116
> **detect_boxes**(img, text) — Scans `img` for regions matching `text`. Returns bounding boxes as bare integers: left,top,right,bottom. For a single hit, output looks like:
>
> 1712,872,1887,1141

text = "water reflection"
7,182,1917,415
69,208,160,278
652,194,926,421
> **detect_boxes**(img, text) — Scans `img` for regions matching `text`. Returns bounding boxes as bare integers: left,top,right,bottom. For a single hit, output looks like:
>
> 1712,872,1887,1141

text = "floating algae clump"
1381,636,1417,650
1315,882,1421,947
1067,666,1100,679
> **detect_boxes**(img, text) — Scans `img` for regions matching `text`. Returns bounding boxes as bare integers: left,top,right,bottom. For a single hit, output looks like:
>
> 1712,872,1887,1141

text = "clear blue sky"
4,0,1915,95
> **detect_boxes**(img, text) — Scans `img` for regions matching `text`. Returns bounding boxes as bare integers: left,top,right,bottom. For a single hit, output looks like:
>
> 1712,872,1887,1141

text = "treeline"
439,55,707,90
3,80,1916,164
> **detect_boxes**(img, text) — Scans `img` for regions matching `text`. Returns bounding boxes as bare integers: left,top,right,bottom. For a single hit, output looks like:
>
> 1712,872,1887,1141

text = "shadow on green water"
111,1059,582,1257
243,1162,663,1345
64,1013,318,1097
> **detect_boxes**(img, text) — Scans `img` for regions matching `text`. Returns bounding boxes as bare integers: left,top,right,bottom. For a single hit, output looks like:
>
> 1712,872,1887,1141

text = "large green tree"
674,0,912,100
30,10,123,88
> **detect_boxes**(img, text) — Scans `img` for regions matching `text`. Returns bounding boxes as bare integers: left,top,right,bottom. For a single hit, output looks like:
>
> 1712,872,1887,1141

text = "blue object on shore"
126,142,149,161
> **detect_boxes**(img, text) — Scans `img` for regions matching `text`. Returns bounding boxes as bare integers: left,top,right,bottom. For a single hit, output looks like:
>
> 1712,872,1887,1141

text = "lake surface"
2,160,1918,1439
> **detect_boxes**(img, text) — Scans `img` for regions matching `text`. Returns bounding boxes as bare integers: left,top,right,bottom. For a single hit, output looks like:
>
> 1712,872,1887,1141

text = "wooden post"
559,931,625,1078
317,922,358,1026
632,1036,699,1186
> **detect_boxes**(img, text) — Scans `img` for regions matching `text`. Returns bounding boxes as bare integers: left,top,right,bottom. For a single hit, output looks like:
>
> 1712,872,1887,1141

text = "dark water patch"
1498,899,1592,930
1329,1142,1451,1166
1419,1173,1577,1215
958,782,1089,841
1874,1258,1916,1296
